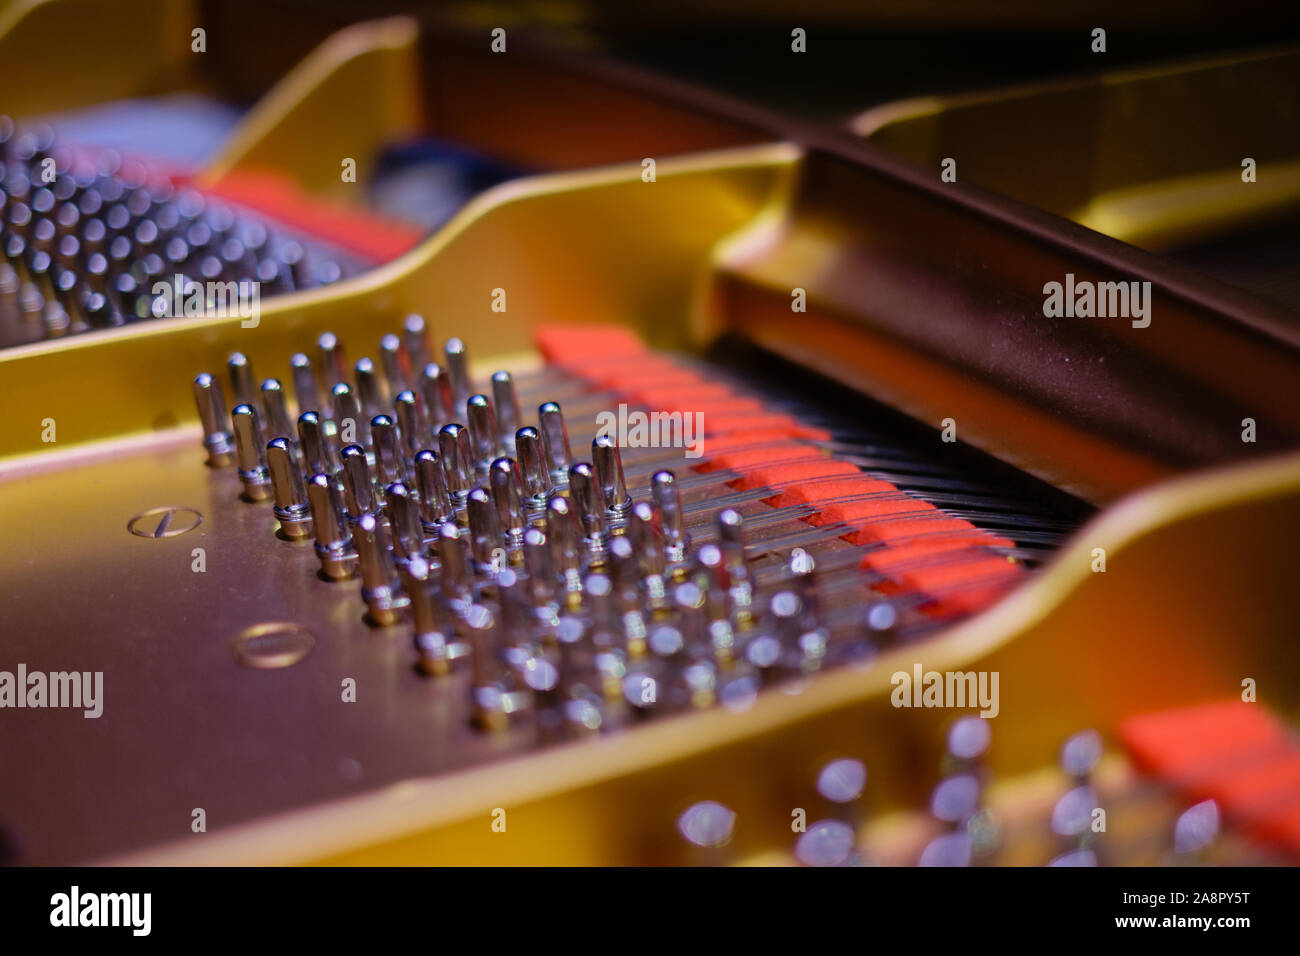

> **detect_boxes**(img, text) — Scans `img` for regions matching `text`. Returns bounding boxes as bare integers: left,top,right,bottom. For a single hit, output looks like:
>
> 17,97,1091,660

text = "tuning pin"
918,832,973,867
1060,729,1104,783
538,401,572,488
466,603,530,731
608,535,641,605
419,362,453,429
592,434,632,524
930,774,982,829
864,599,899,645
741,614,782,685
290,352,321,417
677,800,737,866
651,470,689,571
402,555,459,676
438,520,472,609
514,426,551,517
317,332,347,389
817,758,868,836
584,572,620,650
354,513,406,627
546,494,584,606
379,333,408,394
795,819,859,868
489,457,527,550
414,449,454,532
938,716,1002,861
297,411,336,478
466,393,499,474
1052,735,1106,857
1050,782,1099,846
385,481,425,564
394,390,425,460
232,403,272,501
569,462,608,556
490,370,522,452
467,488,502,573
947,714,992,765
227,352,258,408
1046,848,1097,867
523,526,558,614
402,314,430,371
438,423,473,508
267,438,312,539
629,501,669,612
307,473,356,580
339,443,377,520
1172,799,1220,862
445,337,472,405
717,509,754,626
354,357,386,419
260,378,295,443
192,372,236,466
496,566,539,656
371,414,406,486
330,381,367,449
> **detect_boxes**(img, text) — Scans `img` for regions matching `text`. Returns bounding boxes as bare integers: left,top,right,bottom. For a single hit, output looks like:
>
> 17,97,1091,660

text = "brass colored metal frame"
852,46,1300,252
0,144,798,461
89,450,1300,865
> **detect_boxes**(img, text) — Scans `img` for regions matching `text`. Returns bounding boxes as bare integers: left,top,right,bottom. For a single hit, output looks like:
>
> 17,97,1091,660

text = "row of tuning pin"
191,320,857,733
0,115,350,344
679,720,1223,866
923,724,1221,867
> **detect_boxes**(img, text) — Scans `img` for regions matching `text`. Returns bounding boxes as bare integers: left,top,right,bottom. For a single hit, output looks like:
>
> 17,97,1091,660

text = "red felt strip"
535,324,1024,620
203,170,424,263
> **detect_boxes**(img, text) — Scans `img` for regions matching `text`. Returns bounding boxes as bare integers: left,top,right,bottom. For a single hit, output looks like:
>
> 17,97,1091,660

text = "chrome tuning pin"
1048,729,1105,864
514,426,551,518
354,513,407,627
339,443,378,521
414,449,454,533
385,481,425,565
489,457,527,552
267,438,311,540
919,716,998,867
538,401,572,489
401,555,464,677
260,378,295,444
290,352,321,418
651,470,689,571
316,332,347,389
401,314,430,372
592,434,632,525
227,351,257,408
444,337,472,405
568,462,608,557
438,423,474,510
297,411,336,478
797,757,867,868
419,362,453,430
466,393,499,476
307,473,357,580
232,403,272,501
466,603,532,731
491,370,522,454
354,356,385,419
192,372,235,467
371,414,407,486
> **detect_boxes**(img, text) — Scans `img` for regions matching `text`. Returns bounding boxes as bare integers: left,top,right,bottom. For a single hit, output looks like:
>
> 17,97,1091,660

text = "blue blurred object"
367,139,527,232
30,94,244,167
